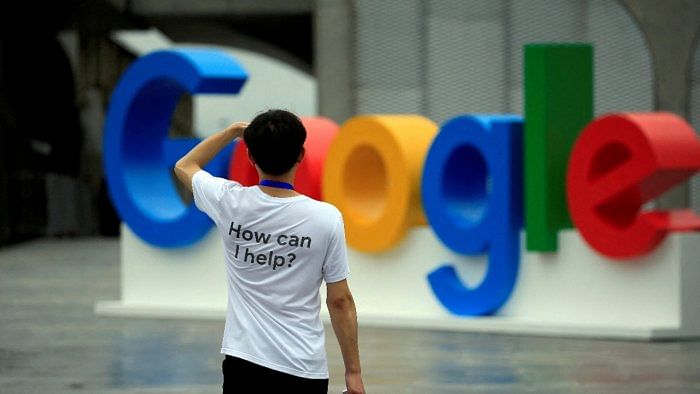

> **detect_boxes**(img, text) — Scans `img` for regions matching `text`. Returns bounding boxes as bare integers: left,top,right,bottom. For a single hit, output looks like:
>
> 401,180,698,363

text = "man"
174,109,365,394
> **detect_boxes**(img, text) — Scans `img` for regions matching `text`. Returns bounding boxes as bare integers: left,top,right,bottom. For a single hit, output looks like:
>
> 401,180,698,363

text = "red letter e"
567,113,700,259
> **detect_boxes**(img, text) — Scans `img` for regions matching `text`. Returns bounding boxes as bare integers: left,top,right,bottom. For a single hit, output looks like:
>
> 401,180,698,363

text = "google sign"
102,45,700,330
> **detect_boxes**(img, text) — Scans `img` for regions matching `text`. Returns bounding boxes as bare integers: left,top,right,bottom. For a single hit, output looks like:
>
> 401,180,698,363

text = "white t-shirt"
192,170,349,379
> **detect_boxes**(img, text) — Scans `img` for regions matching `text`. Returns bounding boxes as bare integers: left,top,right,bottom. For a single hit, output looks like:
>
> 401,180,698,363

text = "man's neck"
257,172,299,198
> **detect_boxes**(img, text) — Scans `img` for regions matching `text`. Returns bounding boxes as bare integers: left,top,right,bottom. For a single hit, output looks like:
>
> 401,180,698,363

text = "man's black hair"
244,109,307,176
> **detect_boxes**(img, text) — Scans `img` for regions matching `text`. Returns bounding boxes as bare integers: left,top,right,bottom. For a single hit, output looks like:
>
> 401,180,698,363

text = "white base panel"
96,224,700,340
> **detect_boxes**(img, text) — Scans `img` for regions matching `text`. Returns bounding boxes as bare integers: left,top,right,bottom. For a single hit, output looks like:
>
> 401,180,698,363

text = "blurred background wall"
0,0,698,247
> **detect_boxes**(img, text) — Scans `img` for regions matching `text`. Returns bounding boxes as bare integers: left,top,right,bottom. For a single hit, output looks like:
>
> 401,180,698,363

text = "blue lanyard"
259,179,295,190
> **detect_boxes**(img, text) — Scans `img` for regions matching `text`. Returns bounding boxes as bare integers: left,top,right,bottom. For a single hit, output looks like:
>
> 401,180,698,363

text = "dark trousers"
222,355,329,393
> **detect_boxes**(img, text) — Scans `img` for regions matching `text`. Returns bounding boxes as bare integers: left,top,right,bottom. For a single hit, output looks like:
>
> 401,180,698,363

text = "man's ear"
297,147,306,163
247,148,256,166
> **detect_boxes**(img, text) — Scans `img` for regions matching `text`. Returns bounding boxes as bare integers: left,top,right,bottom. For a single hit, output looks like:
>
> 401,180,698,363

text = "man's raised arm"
174,122,248,191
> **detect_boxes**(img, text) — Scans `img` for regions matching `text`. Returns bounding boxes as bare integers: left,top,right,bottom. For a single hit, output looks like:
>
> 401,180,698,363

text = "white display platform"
96,224,700,340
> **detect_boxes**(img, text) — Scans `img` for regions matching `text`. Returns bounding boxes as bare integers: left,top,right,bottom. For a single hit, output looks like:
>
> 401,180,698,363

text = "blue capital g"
103,49,248,247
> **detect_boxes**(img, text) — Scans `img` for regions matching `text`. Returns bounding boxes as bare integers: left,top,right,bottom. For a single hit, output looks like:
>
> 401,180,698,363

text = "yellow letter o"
322,115,438,252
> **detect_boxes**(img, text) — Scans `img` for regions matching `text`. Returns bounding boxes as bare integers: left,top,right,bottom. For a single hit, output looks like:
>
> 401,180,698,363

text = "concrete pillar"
623,0,700,208
314,0,355,123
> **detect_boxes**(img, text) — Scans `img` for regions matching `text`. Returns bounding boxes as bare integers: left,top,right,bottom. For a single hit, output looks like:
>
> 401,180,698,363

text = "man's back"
192,170,349,379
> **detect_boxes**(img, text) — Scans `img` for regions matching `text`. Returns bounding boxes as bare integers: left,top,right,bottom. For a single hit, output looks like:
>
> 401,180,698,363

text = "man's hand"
345,371,365,394
225,121,249,140
174,121,249,191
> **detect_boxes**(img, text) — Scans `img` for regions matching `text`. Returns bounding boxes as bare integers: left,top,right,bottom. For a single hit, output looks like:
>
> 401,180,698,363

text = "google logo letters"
104,46,700,318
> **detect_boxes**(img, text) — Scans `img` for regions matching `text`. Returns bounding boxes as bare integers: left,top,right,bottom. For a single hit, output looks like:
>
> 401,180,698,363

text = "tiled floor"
1,238,699,393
